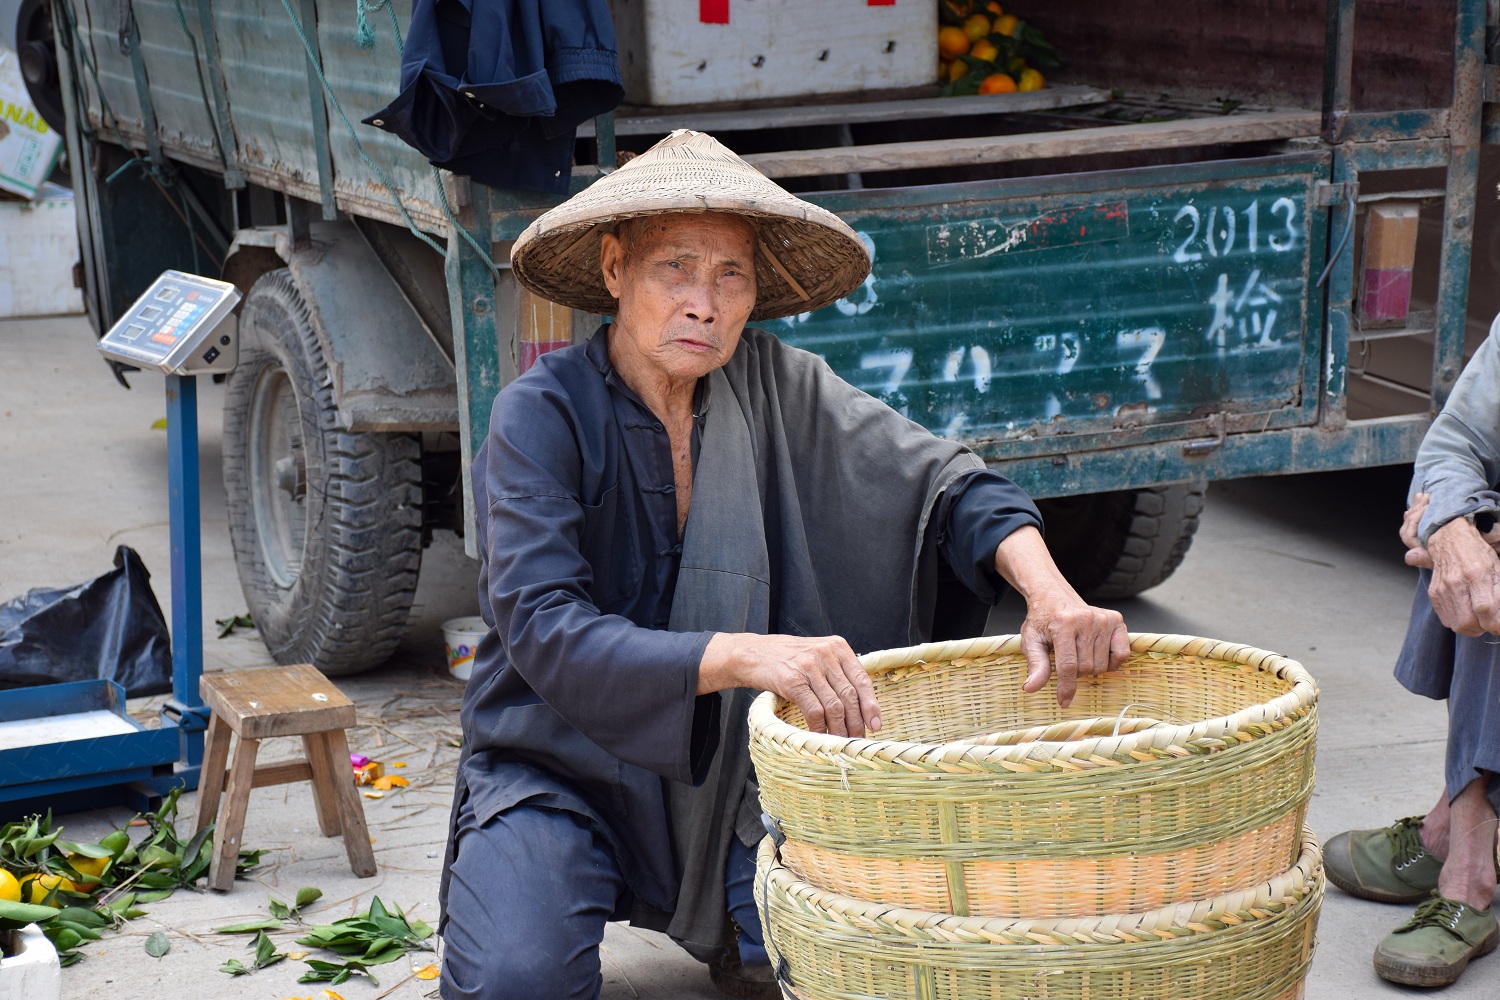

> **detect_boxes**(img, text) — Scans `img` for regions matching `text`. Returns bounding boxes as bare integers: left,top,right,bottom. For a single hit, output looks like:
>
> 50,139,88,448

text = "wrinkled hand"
1402,492,1433,568
1018,587,1131,707
699,632,881,737
1426,516,1500,636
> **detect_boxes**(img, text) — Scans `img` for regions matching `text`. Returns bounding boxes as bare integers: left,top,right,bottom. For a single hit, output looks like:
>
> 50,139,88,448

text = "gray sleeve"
1415,315,1500,542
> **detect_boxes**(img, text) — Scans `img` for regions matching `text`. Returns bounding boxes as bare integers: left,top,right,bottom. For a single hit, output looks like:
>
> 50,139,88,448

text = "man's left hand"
994,526,1130,707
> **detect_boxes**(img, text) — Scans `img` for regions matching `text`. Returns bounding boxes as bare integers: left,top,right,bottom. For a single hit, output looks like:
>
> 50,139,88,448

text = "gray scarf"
665,329,984,958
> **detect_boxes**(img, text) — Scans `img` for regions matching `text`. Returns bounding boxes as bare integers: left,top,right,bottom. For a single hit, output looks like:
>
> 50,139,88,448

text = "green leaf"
133,872,178,889
144,931,169,958
0,899,61,923
150,417,168,430
294,886,323,910
368,897,391,921
104,893,137,914
214,613,256,638
56,840,113,859
299,959,378,987
57,949,84,967
137,845,180,871
268,899,292,921
55,921,102,942
100,831,132,856
133,890,175,904
215,918,284,934
219,958,250,976
251,929,286,969
49,926,82,951
56,906,108,928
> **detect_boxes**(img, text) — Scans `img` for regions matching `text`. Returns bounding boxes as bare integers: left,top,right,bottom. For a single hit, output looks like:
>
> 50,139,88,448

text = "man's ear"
600,232,625,299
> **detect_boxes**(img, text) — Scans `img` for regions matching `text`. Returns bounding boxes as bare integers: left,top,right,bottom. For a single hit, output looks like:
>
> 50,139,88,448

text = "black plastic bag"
0,546,173,697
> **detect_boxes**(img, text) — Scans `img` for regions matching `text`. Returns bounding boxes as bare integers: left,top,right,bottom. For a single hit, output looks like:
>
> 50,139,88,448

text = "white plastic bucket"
442,616,487,681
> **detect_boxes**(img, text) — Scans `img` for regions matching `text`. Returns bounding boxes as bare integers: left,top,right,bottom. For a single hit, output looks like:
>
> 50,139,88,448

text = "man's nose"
682,275,719,323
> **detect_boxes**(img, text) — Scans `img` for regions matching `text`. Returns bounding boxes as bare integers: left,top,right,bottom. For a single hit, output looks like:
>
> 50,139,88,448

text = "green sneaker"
1325,816,1443,903
1374,894,1499,987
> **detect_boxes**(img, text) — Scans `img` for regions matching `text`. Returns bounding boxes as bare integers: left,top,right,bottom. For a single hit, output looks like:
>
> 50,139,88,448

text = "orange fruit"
0,870,20,903
985,1,1005,15
1017,67,1045,91
963,14,991,40
979,73,1019,95
946,59,968,82
995,14,1021,36
23,873,75,907
67,852,109,880
937,26,970,59
970,39,1000,63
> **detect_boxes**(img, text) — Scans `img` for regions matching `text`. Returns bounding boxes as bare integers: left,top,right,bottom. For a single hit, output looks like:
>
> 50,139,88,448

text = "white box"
0,183,84,318
612,0,936,106
0,47,63,199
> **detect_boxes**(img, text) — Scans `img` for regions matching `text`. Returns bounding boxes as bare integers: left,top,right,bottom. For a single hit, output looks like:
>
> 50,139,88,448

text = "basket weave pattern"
755,829,1324,1000
748,633,1318,918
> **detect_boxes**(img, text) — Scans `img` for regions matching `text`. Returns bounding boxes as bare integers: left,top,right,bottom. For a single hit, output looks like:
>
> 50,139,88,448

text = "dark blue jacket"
363,0,621,193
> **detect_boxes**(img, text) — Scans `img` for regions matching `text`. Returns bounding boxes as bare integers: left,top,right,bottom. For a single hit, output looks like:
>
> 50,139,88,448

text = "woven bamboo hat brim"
510,130,870,321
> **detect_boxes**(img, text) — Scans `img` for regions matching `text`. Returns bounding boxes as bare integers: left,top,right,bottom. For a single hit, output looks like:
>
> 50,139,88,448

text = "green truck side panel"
767,156,1331,458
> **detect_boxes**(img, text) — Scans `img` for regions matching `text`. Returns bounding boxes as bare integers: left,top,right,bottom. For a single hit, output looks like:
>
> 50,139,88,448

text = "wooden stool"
194,664,376,891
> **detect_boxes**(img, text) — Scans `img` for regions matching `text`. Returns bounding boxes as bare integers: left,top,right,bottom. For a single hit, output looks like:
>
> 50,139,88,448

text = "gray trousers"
1394,569,1500,813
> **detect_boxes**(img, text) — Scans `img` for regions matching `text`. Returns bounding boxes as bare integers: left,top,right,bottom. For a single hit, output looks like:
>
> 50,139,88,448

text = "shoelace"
1399,895,1470,935
1384,816,1431,871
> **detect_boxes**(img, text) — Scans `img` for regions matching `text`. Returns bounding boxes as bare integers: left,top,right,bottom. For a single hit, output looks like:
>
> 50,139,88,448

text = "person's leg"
723,838,768,966
442,803,626,1000
1437,776,1498,909
708,838,777,999
1419,788,1452,858
1374,620,1500,987
1327,574,1456,903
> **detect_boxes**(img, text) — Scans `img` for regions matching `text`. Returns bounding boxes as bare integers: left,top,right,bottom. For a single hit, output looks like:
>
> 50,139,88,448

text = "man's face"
599,212,758,385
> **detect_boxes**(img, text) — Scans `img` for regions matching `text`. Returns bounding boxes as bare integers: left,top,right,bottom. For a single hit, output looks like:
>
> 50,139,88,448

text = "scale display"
98,270,242,375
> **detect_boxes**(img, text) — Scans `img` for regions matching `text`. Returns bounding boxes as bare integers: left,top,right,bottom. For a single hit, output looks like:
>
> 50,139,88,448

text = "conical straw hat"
510,130,870,321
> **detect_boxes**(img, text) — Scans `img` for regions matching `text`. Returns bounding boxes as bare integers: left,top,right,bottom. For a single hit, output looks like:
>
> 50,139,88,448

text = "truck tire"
222,269,422,675
1035,482,1207,601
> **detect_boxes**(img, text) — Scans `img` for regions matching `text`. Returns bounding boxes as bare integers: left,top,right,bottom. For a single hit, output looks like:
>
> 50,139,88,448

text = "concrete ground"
0,312,1492,998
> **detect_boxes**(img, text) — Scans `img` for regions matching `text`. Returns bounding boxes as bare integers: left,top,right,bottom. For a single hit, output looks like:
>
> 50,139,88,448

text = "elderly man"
1326,317,1500,988
439,131,1129,1000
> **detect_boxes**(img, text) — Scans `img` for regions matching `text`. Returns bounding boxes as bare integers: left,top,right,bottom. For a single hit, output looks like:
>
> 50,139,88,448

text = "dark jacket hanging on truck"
362,0,622,194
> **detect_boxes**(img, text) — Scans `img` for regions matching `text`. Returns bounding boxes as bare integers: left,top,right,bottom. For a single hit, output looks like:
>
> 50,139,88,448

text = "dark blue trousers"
441,800,765,1000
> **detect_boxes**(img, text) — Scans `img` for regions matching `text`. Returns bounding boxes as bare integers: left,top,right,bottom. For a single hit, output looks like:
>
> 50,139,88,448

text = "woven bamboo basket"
748,633,1318,918
754,826,1324,1000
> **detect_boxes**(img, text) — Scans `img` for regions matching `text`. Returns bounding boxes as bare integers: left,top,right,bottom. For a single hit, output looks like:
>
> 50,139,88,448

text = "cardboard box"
611,0,936,106
0,183,83,318
0,46,63,199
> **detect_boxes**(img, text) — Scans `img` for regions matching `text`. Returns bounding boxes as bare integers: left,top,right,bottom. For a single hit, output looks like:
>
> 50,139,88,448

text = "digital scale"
0,271,239,816
97,270,241,375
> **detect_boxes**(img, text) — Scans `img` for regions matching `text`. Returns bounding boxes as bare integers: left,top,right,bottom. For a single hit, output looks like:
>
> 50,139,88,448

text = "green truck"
5,0,1493,673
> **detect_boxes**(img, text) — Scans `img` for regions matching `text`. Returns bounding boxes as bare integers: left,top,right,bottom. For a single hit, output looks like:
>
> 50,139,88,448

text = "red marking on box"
699,0,728,23
1361,267,1414,322
519,340,573,374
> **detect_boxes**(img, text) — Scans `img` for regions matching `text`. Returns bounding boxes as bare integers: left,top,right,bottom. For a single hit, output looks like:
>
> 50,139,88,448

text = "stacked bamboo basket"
748,633,1323,1000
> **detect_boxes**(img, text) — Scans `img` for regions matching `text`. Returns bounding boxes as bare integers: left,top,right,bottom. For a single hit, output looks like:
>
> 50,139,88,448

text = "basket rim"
747,632,1318,768
756,824,1323,941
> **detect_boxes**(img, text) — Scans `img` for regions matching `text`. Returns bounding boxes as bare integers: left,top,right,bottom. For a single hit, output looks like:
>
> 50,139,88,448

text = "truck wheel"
1035,482,1207,601
222,269,422,675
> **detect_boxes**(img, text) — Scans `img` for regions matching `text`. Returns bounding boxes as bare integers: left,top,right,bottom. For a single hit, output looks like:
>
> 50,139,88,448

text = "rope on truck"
277,0,503,272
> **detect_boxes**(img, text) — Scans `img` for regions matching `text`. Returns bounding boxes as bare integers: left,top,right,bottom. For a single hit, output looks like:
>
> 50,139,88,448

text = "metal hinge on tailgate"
1315,180,1357,207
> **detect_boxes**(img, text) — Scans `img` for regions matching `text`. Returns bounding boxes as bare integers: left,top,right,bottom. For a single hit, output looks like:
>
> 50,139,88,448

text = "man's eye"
666,261,684,270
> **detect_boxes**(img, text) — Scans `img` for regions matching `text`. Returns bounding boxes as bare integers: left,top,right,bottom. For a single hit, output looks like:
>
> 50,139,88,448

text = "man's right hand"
698,633,881,738
1426,515,1500,636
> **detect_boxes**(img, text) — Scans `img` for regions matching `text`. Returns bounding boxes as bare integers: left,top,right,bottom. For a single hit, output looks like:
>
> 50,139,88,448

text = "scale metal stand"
0,271,241,816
